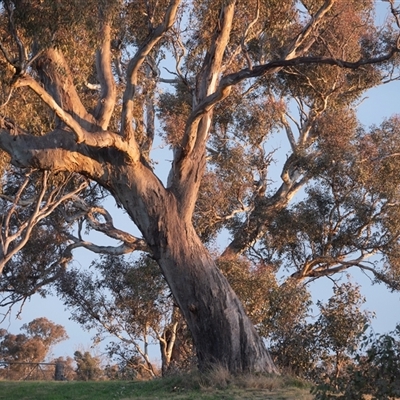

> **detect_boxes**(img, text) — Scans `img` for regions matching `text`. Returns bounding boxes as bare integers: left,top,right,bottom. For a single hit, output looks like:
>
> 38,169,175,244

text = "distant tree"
0,317,68,379
21,316,68,351
263,281,371,382
74,350,103,381
314,324,400,399
58,254,192,376
315,282,371,383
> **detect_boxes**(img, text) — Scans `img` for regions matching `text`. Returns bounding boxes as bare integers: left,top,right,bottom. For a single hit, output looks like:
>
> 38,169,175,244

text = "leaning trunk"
155,223,276,373
107,168,278,374
138,201,275,371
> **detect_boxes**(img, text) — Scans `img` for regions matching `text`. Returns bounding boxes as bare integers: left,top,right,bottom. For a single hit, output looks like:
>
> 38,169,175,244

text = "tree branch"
33,48,98,132
121,0,180,153
169,1,236,218
0,115,138,166
0,171,88,276
4,0,27,73
14,75,90,144
65,237,147,256
182,0,236,156
94,22,116,130
64,199,150,255
284,0,336,60
190,46,399,129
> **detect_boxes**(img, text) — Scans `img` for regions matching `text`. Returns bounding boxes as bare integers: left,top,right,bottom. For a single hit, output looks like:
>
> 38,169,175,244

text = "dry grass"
194,364,284,391
159,364,314,399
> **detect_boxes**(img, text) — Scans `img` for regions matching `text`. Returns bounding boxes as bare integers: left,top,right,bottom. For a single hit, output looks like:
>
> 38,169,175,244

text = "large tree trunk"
110,174,277,373
156,225,277,373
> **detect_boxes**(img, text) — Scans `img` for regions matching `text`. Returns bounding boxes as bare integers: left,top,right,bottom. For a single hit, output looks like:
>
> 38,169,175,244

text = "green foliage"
313,324,400,399
58,253,170,335
218,259,311,339
57,254,193,376
317,283,370,355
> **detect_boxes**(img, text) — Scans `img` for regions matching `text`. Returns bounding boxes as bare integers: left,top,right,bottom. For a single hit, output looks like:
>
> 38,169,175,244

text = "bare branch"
0,171,88,276
388,0,400,30
121,0,180,148
65,199,150,254
0,109,138,164
66,236,147,256
94,23,116,130
284,0,336,59
221,174,308,260
280,114,297,153
168,28,188,83
4,0,27,72
14,75,88,143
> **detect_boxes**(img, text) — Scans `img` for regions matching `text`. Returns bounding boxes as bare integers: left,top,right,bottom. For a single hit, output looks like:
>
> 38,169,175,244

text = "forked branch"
64,199,150,255
121,0,180,148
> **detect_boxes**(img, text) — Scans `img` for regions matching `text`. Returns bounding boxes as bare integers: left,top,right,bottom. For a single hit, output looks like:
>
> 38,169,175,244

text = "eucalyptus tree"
1,0,400,373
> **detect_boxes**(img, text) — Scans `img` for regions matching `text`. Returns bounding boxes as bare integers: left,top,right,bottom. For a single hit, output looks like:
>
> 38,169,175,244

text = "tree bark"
154,225,277,373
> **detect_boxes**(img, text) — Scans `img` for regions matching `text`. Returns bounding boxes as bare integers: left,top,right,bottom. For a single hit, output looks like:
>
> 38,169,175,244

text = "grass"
0,370,314,400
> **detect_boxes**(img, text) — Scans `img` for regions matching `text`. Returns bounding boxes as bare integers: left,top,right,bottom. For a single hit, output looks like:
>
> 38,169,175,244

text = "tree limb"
121,0,180,152
0,171,88,275
94,22,116,130
0,116,138,166
64,200,150,254
33,48,98,131
284,0,336,60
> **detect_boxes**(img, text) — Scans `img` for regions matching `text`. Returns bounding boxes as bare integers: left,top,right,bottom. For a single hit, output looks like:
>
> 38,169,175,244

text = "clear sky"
1,1,400,365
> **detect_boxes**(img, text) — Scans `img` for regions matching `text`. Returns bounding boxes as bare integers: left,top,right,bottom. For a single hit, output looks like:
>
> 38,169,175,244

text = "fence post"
54,361,65,381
